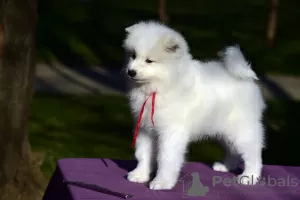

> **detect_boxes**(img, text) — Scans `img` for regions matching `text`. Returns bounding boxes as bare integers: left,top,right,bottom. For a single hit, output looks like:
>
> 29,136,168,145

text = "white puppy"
123,21,266,190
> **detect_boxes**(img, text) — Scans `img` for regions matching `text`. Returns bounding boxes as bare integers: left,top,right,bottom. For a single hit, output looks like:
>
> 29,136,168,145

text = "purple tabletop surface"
43,158,300,200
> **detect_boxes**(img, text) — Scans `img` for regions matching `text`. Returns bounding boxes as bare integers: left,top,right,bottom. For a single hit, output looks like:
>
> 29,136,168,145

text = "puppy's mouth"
129,77,148,83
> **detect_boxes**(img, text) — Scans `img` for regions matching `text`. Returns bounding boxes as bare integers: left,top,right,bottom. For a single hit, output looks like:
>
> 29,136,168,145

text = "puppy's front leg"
149,128,189,190
127,129,155,183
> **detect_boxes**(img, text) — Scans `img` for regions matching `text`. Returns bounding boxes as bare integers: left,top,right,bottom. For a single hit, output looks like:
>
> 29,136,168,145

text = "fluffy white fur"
123,21,266,190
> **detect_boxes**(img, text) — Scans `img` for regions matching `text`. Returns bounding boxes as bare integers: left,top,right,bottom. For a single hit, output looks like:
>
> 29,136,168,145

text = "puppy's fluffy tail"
220,45,258,80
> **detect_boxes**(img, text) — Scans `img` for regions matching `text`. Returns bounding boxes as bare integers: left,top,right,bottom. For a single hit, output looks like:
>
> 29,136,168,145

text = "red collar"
131,92,157,148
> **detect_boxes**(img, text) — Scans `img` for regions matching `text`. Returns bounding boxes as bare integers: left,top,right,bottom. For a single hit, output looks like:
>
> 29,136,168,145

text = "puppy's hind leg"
127,129,156,183
230,123,264,185
213,139,241,172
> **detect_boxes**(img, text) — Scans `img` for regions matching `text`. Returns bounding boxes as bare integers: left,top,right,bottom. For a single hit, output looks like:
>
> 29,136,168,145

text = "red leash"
131,92,156,148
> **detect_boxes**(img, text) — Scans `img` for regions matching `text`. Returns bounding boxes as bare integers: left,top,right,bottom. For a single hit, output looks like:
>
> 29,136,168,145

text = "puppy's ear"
125,25,136,33
166,44,180,53
165,37,180,53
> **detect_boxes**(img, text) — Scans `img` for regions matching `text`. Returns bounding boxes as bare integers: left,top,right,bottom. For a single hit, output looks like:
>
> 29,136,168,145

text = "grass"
29,94,300,179
38,0,300,75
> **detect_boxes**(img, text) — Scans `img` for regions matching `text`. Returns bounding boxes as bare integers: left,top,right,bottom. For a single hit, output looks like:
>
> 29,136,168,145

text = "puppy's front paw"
149,178,176,190
237,173,260,185
127,168,150,183
212,162,229,172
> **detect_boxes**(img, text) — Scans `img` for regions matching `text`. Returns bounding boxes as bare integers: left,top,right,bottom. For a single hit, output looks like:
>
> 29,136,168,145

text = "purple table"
43,158,300,200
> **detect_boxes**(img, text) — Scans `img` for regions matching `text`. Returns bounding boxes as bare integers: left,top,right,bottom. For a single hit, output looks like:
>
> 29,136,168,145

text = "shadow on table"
43,168,72,200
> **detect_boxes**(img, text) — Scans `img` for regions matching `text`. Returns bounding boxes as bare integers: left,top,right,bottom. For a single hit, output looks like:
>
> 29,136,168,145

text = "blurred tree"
37,0,100,65
266,0,279,48
158,0,168,23
0,0,46,199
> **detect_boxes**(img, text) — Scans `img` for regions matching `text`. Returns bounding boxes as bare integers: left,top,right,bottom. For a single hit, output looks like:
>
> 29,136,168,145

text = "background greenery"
29,94,300,178
33,0,300,179
38,0,300,75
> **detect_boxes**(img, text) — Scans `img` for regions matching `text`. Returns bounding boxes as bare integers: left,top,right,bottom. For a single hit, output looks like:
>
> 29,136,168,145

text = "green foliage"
29,94,134,178
29,94,300,178
37,0,300,73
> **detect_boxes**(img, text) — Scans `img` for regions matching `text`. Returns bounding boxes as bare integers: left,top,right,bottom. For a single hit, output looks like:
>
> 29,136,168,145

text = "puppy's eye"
130,52,136,59
145,59,154,64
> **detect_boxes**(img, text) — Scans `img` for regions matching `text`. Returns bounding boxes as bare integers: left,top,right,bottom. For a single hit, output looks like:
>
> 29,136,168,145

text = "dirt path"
35,63,300,100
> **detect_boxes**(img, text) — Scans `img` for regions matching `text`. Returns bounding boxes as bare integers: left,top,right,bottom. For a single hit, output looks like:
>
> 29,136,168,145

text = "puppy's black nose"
127,69,137,78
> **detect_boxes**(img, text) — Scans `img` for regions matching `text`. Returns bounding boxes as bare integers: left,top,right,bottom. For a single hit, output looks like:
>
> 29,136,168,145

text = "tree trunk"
158,0,168,24
0,0,46,200
266,0,279,48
